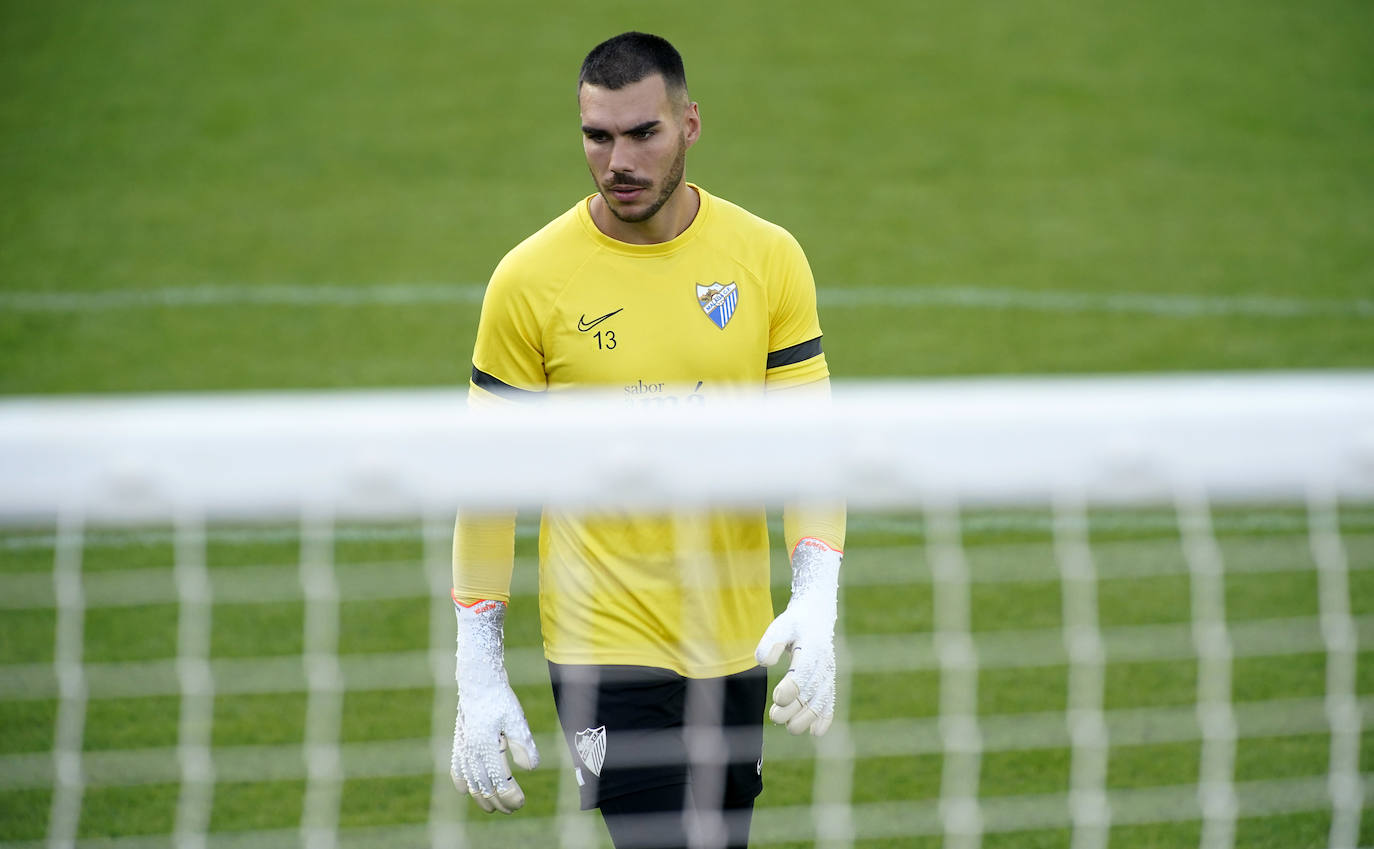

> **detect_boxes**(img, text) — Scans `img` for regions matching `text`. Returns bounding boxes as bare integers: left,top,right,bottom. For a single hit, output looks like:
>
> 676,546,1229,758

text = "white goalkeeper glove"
754,538,842,736
451,597,540,814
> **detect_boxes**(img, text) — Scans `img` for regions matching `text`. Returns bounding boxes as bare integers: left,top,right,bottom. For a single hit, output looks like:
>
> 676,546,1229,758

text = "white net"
0,374,1370,849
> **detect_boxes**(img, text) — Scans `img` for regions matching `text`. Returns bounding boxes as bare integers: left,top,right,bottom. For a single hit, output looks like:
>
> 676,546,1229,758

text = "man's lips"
609,184,647,201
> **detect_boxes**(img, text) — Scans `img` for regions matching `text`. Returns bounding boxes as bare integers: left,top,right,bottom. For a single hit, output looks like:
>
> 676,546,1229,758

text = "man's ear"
683,101,702,149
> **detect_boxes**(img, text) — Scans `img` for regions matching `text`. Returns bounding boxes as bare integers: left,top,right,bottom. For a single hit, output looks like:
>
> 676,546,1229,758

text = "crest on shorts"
575,725,607,777
697,282,738,330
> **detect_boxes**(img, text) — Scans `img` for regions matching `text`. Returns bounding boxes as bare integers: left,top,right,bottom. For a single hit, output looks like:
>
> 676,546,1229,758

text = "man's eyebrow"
581,120,662,136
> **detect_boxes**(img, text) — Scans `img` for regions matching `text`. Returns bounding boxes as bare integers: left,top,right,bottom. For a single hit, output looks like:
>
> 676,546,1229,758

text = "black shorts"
549,662,768,810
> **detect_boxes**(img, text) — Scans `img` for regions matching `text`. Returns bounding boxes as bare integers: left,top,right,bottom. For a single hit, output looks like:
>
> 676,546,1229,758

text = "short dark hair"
579,32,688,100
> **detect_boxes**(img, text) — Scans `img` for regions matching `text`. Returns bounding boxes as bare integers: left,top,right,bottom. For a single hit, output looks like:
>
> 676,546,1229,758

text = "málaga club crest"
575,725,607,776
697,281,739,329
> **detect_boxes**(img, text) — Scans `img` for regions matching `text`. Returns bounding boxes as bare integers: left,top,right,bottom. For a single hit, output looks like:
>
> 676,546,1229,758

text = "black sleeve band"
471,366,543,399
766,336,823,369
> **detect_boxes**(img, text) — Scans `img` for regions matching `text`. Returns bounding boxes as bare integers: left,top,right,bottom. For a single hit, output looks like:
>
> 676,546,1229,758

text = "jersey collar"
578,183,711,256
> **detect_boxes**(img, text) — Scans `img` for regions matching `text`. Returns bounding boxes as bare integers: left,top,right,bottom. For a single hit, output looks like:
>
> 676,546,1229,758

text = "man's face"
579,75,699,224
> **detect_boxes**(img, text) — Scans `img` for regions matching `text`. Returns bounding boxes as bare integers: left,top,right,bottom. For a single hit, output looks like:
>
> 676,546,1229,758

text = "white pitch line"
0,283,487,311
823,286,1374,318
1,283,1370,318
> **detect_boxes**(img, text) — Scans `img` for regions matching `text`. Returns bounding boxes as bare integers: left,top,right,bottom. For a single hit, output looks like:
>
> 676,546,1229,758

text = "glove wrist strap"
789,537,842,602
454,596,508,687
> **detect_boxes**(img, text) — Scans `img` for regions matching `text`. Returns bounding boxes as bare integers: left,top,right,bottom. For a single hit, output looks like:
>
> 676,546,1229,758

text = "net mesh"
0,375,1369,849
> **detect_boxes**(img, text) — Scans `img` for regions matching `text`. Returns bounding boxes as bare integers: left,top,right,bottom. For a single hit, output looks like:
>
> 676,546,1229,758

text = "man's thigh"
549,663,689,809
683,666,767,808
548,663,767,811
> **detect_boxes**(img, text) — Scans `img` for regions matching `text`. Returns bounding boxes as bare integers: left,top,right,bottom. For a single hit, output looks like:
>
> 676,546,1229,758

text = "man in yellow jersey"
449,32,846,849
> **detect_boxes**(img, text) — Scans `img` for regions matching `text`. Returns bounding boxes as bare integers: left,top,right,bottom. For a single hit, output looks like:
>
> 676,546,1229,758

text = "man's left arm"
756,230,847,735
755,377,846,736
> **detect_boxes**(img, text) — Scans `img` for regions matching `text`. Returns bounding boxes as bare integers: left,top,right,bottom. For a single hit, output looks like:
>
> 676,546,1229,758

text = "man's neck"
590,184,701,245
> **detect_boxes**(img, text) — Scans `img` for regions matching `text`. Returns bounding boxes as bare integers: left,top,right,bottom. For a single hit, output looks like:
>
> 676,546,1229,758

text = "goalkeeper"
450,31,846,849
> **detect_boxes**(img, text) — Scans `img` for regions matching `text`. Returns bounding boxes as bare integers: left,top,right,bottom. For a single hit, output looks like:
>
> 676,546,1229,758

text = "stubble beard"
599,135,688,224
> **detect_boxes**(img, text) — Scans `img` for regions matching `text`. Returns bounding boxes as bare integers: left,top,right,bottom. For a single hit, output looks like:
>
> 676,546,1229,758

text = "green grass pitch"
1,0,1373,845
1,513,1372,846
1,0,1371,392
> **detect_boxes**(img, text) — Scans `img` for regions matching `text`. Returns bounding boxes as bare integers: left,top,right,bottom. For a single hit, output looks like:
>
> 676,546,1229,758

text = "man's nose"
608,140,634,176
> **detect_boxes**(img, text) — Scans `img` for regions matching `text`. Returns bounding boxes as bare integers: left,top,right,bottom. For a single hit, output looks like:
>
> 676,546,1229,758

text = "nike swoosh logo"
577,308,623,332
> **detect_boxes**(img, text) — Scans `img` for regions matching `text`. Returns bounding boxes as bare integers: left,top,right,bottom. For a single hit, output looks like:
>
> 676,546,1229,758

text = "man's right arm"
453,511,517,605
450,259,548,812
456,252,549,607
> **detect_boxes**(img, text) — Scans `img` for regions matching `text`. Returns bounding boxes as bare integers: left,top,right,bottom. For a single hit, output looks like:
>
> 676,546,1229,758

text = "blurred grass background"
2,513,1372,846
2,0,1373,846
2,0,1371,392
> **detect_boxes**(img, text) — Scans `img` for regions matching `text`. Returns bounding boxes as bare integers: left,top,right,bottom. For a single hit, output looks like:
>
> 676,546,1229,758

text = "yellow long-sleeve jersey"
455,184,844,678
